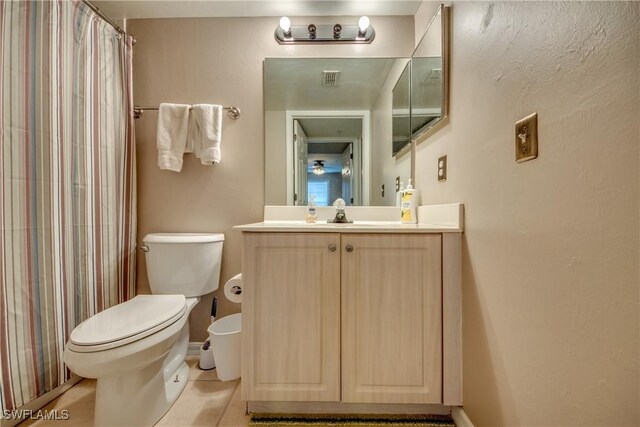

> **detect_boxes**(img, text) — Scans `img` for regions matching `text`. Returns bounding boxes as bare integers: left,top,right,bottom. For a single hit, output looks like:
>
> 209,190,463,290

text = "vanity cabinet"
241,233,341,402
341,234,442,404
242,232,447,405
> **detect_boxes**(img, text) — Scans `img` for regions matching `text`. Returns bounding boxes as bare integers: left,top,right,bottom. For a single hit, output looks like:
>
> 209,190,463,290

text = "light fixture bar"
275,21,375,44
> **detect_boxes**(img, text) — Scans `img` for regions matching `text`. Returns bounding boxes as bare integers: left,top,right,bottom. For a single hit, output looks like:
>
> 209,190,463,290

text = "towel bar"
133,106,241,120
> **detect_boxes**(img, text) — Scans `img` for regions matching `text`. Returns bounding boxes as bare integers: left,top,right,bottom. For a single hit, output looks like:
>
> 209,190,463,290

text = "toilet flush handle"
137,244,149,253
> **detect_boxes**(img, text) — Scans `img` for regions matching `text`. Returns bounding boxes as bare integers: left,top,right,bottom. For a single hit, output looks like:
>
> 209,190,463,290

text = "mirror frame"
412,5,451,146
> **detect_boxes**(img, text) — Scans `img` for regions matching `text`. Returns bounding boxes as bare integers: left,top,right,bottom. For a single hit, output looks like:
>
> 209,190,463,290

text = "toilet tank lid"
143,233,225,243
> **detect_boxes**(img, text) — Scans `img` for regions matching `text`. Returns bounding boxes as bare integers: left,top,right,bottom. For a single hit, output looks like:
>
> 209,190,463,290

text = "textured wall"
128,16,414,340
413,2,640,426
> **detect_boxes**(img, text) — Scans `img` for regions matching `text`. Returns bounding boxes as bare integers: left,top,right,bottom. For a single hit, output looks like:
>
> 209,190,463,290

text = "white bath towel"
156,103,191,172
190,104,222,165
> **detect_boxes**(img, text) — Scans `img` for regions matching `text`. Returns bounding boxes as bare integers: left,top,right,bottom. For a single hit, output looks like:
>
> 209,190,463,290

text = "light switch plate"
438,155,447,182
515,112,538,163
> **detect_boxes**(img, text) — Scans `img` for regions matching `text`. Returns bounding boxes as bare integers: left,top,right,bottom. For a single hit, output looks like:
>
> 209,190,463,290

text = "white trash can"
207,313,242,381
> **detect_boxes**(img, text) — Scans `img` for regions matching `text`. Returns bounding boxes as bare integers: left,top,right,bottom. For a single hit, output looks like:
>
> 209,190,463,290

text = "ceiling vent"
322,70,341,87
424,68,442,83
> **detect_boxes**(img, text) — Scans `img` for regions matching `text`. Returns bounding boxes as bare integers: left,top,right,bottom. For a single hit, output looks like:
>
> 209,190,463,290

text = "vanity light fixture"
312,160,326,175
275,16,375,44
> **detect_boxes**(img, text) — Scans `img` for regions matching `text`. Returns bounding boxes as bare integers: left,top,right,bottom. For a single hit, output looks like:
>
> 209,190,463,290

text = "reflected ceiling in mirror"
265,58,396,111
392,62,411,157
264,57,412,207
411,5,450,144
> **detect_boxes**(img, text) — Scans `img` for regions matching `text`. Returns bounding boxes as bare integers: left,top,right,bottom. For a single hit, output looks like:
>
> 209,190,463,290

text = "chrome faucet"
328,198,352,224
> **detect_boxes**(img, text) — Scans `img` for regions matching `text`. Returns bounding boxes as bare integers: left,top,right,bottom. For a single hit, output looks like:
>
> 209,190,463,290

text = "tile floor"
22,356,250,427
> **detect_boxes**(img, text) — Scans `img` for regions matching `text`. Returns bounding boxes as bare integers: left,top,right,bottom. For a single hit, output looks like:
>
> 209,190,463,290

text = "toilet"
64,233,224,427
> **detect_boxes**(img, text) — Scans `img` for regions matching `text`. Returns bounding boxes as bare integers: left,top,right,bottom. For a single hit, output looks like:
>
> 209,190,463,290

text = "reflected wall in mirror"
411,5,450,144
392,62,411,157
264,57,412,207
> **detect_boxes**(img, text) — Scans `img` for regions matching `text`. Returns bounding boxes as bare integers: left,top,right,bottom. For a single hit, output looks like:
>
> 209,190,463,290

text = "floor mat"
249,414,456,427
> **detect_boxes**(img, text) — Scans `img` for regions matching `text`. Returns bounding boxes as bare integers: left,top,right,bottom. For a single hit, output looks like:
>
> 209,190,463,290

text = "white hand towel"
191,104,222,165
156,103,191,172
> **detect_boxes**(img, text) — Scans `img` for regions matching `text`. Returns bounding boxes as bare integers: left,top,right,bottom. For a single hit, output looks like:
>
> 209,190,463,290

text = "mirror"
263,6,450,207
411,5,450,144
392,62,411,157
264,57,411,206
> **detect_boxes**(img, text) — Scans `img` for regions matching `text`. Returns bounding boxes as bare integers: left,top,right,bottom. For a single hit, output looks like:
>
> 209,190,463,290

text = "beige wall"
129,16,414,341
371,58,412,206
414,2,640,426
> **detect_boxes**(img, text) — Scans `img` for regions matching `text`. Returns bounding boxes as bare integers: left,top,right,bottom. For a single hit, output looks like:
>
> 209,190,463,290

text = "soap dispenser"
306,195,318,223
401,179,418,224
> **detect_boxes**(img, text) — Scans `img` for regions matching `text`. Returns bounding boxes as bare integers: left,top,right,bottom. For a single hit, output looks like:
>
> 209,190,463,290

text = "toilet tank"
143,233,224,297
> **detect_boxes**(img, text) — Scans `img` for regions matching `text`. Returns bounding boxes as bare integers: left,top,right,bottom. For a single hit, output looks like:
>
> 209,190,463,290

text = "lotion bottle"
401,179,418,224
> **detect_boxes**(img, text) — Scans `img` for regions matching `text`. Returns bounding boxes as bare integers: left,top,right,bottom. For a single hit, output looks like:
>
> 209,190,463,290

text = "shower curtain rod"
82,0,137,45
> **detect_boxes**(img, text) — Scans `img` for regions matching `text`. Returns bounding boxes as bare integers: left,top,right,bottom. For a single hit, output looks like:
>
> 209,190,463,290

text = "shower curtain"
0,0,136,412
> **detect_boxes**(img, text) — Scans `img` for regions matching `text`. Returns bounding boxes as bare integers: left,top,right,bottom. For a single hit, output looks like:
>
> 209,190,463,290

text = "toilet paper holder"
224,273,243,304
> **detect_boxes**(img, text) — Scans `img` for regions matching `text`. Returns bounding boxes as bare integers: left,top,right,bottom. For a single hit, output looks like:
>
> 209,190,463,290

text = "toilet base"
93,322,191,426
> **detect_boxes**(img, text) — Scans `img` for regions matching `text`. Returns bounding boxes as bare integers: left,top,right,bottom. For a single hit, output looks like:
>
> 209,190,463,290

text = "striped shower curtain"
0,0,136,411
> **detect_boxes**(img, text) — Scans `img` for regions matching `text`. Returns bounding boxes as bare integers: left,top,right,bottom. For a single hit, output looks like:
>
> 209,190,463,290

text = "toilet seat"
69,295,187,353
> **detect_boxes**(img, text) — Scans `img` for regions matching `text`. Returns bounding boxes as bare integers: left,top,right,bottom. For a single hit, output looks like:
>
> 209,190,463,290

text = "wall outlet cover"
515,113,538,162
438,155,447,182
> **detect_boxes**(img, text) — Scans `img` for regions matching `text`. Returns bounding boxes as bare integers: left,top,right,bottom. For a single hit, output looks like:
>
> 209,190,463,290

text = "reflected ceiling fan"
312,160,325,175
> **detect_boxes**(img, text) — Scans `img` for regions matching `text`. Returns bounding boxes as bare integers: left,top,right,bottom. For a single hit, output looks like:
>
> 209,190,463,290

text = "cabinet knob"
328,244,337,252
345,244,354,253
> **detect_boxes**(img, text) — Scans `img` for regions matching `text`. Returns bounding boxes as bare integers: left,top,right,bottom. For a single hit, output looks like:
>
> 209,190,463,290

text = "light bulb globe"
358,16,370,32
279,16,291,33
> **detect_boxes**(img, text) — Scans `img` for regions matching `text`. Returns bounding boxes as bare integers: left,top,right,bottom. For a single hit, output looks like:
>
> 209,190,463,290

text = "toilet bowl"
64,233,224,427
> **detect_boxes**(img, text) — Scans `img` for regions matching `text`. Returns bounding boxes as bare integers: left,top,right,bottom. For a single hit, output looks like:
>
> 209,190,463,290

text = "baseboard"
451,406,474,427
0,375,83,427
188,341,204,356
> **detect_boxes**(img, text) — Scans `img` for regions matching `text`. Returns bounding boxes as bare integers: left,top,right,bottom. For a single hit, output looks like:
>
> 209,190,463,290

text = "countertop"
233,220,462,233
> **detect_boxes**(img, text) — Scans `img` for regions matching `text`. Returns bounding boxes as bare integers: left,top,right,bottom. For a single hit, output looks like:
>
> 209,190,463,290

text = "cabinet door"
242,233,341,402
341,234,442,404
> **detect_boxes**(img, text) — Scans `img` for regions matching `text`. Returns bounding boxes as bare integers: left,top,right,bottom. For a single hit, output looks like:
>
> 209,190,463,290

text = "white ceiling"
91,1,423,20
